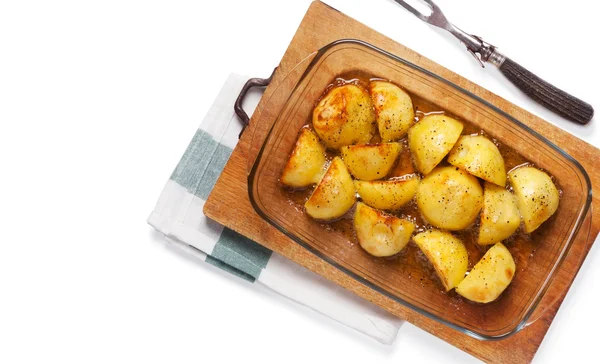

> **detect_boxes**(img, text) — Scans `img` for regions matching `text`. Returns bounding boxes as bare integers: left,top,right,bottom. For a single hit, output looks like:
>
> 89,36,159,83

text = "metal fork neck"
447,24,504,67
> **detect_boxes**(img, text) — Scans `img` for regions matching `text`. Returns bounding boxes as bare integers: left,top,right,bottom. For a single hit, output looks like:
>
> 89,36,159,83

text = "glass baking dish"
247,39,592,340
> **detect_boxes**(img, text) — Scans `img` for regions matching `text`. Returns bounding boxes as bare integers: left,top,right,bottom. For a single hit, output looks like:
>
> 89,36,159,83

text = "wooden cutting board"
204,2,600,362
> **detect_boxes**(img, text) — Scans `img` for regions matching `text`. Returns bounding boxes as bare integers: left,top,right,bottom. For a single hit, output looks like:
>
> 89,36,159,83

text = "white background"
1,0,599,363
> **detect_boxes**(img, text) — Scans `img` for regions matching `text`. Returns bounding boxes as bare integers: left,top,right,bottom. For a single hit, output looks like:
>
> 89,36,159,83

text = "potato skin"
508,166,559,233
340,142,401,181
280,128,326,188
417,166,483,230
478,183,521,245
456,243,516,303
408,114,463,175
369,81,415,142
354,202,415,257
312,84,377,149
447,135,506,187
413,229,468,291
305,157,356,220
354,176,419,210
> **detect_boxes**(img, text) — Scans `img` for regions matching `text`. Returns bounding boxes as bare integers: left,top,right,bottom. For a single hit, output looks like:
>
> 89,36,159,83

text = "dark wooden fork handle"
499,57,593,125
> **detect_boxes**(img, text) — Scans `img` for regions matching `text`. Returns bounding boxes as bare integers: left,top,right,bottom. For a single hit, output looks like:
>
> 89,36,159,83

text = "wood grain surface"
204,2,600,362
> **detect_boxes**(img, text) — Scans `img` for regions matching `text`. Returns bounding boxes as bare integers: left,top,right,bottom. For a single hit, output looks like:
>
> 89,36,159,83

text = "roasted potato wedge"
354,176,419,210
417,166,483,230
369,81,414,142
305,157,356,220
354,202,415,257
408,114,463,175
312,84,377,149
340,142,401,181
478,183,521,245
456,243,516,303
508,166,559,233
280,128,326,188
413,229,469,291
447,135,506,186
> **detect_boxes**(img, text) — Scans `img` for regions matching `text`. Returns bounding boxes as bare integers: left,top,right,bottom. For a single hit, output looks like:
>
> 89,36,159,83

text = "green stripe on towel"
205,255,256,283
211,228,272,280
195,144,232,200
170,129,233,200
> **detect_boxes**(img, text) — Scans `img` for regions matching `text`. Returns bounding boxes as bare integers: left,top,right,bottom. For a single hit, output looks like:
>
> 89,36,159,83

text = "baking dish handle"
234,68,277,138
525,206,594,327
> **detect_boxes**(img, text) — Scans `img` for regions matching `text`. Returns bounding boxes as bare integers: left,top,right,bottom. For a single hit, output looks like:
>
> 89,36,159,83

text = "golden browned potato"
413,229,468,291
447,135,506,186
354,176,419,210
354,202,415,257
312,84,377,149
456,243,516,303
368,81,414,142
340,142,401,181
508,166,560,233
305,157,356,220
280,128,326,188
416,166,483,230
478,183,521,245
408,114,463,175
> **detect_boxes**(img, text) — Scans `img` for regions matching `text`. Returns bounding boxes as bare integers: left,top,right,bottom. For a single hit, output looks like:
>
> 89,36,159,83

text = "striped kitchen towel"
147,73,404,344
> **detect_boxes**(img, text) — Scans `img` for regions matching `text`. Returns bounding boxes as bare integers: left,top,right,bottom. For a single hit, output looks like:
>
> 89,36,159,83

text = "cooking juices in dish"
280,76,560,305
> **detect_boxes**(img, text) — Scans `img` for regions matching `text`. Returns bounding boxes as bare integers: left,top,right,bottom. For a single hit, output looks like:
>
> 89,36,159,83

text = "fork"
393,0,594,125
